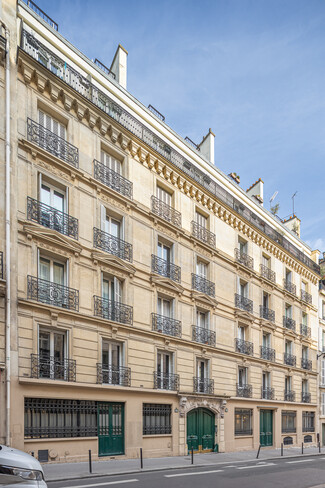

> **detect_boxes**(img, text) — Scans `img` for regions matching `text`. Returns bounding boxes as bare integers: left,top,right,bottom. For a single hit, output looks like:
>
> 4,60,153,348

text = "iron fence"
151,254,181,283
235,293,253,313
93,159,133,199
260,305,275,322
154,372,179,390
191,221,216,247
260,264,276,283
151,313,182,337
94,296,133,325
235,338,254,356
31,354,76,381
97,364,131,386
27,275,79,311
193,377,214,394
151,195,181,227
93,227,133,262
27,197,78,239
235,248,254,270
192,325,216,346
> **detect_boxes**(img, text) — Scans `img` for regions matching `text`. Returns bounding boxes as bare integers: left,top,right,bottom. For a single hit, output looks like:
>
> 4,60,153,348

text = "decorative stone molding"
91,251,136,277
22,222,82,255
150,274,184,296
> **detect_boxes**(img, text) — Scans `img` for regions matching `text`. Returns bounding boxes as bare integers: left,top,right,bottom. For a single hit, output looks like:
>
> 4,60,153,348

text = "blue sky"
40,0,325,252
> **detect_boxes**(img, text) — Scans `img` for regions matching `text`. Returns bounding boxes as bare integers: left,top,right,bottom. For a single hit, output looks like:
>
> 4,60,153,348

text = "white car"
0,445,47,487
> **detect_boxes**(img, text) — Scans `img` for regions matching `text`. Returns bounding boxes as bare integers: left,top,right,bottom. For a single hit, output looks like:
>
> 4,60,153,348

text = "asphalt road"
47,455,325,488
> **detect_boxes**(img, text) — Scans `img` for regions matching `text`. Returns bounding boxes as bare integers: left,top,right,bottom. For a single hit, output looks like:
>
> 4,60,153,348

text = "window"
101,149,121,175
235,409,253,436
238,367,247,387
195,211,208,229
301,281,307,292
156,351,173,389
262,333,271,348
196,259,208,278
263,292,269,308
101,340,123,385
285,340,292,355
302,313,308,326
158,240,171,263
285,376,292,392
302,379,308,393
322,360,325,386
282,411,296,433
322,301,325,320
101,207,122,239
156,186,172,206
102,276,122,303
197,359,209,381
239,280,248,298
38,328,67,379
143,404,171,435
322,393,325,416
196,308,209,329
302,411,315,432
238,325,246,341
262,255,270,268
39,256,65,285
262,371,270,389
238,238,247,255
157,296,172,318
40,178,66,213
39,110,65,139
285,269,292,283
322,331,325,352
285,304,292,318
302,346,308,360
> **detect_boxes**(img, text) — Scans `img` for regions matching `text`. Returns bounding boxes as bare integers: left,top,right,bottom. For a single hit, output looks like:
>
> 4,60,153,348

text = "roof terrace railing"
23,0,58,31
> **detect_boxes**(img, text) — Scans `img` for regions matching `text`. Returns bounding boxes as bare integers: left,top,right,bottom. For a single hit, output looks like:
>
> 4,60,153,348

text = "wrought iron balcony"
191,273,215,297
152,313,182,338
93,227,133,263
284,279,296,295
24,0,58,31
151,195,181,227
261,387,274,400
154,372,179,391
301,392,311,403
94,296,133,325
301,358,312,371
260,264,276,283
27,197,78,239
97,364,131,386
284,353,296,367
260,305,275,322
260,346,275,362
300,324,311,338
93,159,133,199
192,326,216,346
284,390,296,402
27,118,79,168
27,275,79,311
0,251,3,280
236,384,252,398
283,316,296,332
151,255,181,283
235,338,254,356
301,290,312,304
193,377,214,394
191,221,216,247
235,248,254,270
31,354,76,381
235,293,253,313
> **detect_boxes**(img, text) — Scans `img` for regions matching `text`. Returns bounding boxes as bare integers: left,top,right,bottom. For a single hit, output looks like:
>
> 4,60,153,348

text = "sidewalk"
43,445,323,482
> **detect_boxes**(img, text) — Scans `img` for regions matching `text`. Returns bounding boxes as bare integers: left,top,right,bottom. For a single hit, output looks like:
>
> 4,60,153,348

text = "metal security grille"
302,411,315,432
143,404,171,435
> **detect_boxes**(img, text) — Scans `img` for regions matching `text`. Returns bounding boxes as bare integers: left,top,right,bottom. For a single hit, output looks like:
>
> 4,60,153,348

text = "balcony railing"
260,306,275,322
284,390,296,402
283,316,296,332
236,384,252,398
27,275,79,311
27,118,79,168
300,324,311,338
152,313,182,338
261,387,274,400
24,0,58,31
0,251,3,280
260,264,276,283
27,197,78,239
192,326,216,346
31,354,76,381
235,248,254,270
301,290,312,304
284,280,296,295
193,377,214,394
260,346,275,362
151,195,181,227
94,296,133,325
154,372,179,391
151,255,181,283
301,392,311,403
93,227,133,263
284,353,296,367
97,364,131,386
235,293,253,313
191,221,216,248
191,273,215,298
235,338,254,356
93,159,133,199
301,358,312,371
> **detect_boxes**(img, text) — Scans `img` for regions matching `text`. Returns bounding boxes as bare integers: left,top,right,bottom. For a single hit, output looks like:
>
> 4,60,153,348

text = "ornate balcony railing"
284,390,295,402
151,195,181,227
235,248,254,270
93,227,133,263
0,251,3,280
283,316,296,332
300,324,311,338
27,118,79,168
284,279,296,295
154,372,179,391
261,387,274,400
23,0,58,31
260,305,275,322
97,364,131,386
31,354,76,381
192,326,216,346
236,384,252,398
235,293,253,313
301,358,312,371
27,197,78,239
193,377,214,394
27,275,79,311
93,159,133,199
191,273,215,298
235,338,254,356
301,392,311,403
301,290,312,304
191,221,216,248
94,296,133,325
152,313,182,338
260,264,276,283
151,255,181,283
284,353,296,367
260,346,275,362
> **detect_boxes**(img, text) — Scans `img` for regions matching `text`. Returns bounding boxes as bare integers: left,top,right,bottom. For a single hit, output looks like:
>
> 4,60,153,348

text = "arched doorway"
187,408,215,453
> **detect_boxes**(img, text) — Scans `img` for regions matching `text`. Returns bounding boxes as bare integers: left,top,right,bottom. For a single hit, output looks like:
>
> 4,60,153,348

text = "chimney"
246,178,264,205
110,44,128,89
282,214,301,238
228,172,240,184
198,128,215,165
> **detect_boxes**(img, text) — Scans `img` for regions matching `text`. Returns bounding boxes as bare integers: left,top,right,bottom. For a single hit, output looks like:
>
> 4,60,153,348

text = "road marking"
165,469,224,478
237,463,276,470
286,459,314,464
59,480,138,488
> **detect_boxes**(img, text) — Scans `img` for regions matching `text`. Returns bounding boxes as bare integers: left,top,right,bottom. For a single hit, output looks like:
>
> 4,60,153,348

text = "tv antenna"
292,191,297,215
269,191,278,208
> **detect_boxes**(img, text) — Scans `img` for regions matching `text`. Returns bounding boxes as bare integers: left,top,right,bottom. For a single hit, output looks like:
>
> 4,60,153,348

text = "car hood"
0,445,44,472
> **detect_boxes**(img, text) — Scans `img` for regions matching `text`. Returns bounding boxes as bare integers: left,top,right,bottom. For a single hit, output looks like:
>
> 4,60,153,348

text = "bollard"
301,442,304,454
191,447,194,465
88,449,92,474
281,443,283,457
256,444,261,459
317,433,320,443
140,448,143,469
319,441,321,453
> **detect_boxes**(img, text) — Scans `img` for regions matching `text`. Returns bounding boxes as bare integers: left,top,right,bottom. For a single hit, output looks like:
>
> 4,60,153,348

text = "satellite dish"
270,191,278,203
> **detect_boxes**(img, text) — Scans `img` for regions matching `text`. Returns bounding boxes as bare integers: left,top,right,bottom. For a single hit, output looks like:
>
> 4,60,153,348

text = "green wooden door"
98,402,124,456
187,408,215,453
260,410,273,447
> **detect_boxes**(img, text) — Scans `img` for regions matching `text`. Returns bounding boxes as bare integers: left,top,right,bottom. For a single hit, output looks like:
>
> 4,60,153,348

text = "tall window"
143,404,171,435
196,308,209,329
263,292,269,308
157,296,172,318
238,238,247,255
101,340,123,385
238,325,246,341
40,179,65,213
102,276,122,302
195,211,208,229
302,346,308,360
238,366,247,387
101,149,121,174
285,269,292,283
322,360,325,386
156,351,173,389
262,371,270,390
239,280,248,298
39,110,65,139
38,328,66,379
196,259,208,278
39,256,65,285
262,255,270,268
302,411,315,432
285,304,292,318
100,206,122,238
197,359,209,383
285,376,292,392
262,333,271,348
235,409,252,436
302,379,308,393
302,313,308,326
322,393,325,416
285,340,293,355
282,411,296,433
157,240,171,263
156,186,172,206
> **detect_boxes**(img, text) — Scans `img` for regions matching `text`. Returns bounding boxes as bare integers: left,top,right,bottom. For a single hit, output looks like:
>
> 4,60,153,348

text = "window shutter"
100,204,106,231
39,110,44,127
114,277,122,303
322,360,325,385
